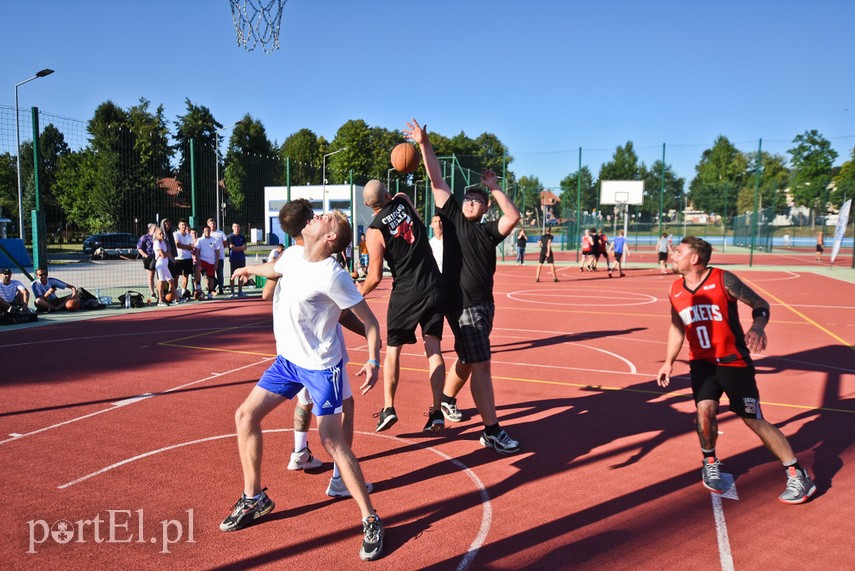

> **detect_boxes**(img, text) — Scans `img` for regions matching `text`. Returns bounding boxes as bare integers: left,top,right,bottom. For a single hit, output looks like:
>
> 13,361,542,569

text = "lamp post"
214,122,238,230
322,147,347,213
15,68,54,241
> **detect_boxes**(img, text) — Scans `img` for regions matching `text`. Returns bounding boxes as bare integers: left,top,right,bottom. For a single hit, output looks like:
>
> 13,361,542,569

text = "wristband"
368,359,381,368
751,307,769,320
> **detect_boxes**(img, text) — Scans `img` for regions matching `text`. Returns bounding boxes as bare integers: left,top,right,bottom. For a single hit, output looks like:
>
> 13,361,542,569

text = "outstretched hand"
404,119,427,145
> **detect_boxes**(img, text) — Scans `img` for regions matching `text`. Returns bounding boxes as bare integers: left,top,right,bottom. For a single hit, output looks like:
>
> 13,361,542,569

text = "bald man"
360,180,448,432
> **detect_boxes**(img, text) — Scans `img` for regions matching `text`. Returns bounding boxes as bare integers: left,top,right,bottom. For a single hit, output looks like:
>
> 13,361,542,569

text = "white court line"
57,429,491,571
507,288,658,307
0,357,274,446
711,473,738,571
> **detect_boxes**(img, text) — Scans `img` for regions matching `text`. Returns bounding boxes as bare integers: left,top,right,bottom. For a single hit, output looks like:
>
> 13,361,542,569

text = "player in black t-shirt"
535,228,558,282
405,118,521,454
360,180,448,433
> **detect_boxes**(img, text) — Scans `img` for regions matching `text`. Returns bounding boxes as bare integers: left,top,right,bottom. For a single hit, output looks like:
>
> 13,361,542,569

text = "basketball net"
230,0,287,54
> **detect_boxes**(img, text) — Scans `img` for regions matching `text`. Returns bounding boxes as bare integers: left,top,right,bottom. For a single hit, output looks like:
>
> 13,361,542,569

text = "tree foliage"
736,152,789,214
640,161,685,221
832,147,855,205
223,114,279,225
688,136,749,218
788,129,838,211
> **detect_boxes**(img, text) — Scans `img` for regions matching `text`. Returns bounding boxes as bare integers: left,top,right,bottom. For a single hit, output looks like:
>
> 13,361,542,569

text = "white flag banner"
831,199,851,263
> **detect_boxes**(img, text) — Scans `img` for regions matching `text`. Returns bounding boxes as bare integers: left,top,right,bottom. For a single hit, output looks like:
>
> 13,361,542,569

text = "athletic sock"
702,448,716,460
332,464,341,479
441,393,456,405
783,460,804,474
484,423,501,437
294,431,309,452
247,491,264,501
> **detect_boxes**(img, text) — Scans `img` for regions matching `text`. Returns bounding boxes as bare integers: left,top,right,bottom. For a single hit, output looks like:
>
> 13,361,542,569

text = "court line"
0,357,274,446
56,429,491,571
0,326,269,350
744,278,855,351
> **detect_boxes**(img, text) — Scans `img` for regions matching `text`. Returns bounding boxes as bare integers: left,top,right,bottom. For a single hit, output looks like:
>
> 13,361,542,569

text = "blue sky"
2,0,853,189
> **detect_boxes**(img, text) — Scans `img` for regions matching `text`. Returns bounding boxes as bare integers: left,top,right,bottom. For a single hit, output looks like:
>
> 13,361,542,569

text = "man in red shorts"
657,236,815,504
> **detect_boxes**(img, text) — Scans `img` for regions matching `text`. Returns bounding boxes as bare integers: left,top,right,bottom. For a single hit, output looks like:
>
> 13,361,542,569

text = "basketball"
65,298,80,311
164,291,175,303
390,143,420,174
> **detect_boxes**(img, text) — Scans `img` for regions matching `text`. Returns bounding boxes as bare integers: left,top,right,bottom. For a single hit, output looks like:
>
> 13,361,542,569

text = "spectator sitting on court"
1,267,30,312
31,267,78,312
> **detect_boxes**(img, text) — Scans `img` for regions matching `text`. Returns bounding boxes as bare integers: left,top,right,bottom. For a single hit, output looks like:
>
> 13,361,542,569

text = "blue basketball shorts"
257,355,344,416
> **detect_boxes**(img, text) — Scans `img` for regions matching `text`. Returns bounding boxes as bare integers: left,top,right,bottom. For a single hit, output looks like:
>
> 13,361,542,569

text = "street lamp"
15,68,54,241
214,122,239,230
322,147,347,213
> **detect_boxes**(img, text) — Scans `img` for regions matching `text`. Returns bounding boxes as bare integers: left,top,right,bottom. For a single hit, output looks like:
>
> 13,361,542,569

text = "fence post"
749,139,762,267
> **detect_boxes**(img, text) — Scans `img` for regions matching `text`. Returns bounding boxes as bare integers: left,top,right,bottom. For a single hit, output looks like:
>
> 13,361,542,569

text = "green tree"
223,114,279,226
689,136,749,220
831,147,855,205
788,129,838,217
175,99,221,222
329,119,373,186
735,152,789,214
280,128,322,185
18,124,71,235
640,161,685,222
598,141,642,183
0,152,17,223
559,166,596,218
516,175,543,226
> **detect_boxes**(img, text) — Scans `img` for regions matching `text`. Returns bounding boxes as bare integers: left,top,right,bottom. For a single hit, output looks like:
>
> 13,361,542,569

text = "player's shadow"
490,327,646,355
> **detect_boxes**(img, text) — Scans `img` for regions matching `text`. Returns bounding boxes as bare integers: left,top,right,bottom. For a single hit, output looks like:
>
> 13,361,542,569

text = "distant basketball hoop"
229,0,287,54
600,180,644,235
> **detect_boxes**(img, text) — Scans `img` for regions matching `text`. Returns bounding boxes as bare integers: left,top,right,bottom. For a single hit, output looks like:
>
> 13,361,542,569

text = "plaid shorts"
447,301,495,364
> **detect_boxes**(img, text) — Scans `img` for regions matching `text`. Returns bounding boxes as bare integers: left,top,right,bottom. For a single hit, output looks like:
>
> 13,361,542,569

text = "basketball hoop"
229,0,287,54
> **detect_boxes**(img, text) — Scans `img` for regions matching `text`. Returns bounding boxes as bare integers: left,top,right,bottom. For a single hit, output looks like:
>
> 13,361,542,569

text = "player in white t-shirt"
223,211,385,561
195,226,221,298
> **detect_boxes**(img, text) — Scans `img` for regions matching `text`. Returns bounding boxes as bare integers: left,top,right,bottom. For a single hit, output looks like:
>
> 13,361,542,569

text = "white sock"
332,464,341,479
294,431,308,452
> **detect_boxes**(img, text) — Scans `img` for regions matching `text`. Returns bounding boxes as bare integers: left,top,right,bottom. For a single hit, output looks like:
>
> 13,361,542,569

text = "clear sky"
3,0,853,189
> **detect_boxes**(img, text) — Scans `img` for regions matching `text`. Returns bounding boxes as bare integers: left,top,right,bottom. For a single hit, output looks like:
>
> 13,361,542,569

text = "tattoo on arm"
723,271,769,326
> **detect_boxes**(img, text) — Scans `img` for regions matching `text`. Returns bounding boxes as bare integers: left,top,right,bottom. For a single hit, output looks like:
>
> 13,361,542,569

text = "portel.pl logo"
27,509,194,554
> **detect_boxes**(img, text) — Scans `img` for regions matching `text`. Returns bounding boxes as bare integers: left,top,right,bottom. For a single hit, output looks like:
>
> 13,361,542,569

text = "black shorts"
658,252,668,262
690,360,763,419
174,258,194,277
386,290,445,346
447,301,495,364
816,244,824,253
230,258,246,271
142,256,157,271
539,251,554,264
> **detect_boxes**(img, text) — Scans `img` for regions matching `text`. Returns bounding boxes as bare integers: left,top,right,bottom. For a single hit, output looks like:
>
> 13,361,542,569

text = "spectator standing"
516,228,527,265
173,219,195,300
136,223,158,298
358,233,369,274
268,243,285,263
228,222,248,297
196,225,221,298
207,218,228,294
153,227,176,306
160,218,178,280
429,215,444,273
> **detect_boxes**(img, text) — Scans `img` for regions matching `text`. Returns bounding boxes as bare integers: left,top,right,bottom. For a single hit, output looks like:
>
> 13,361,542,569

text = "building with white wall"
263,184,373,245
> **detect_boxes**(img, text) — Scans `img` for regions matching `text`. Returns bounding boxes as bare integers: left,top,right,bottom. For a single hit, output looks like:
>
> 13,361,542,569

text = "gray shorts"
447,301,495,364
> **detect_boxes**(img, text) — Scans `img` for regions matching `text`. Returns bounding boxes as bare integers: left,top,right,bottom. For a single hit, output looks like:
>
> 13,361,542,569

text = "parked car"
82,232,139,259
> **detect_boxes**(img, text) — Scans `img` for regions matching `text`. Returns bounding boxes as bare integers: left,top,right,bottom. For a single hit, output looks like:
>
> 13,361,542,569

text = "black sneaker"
423,408,445,432
479,429,520,454
374,407,398,432
359,514,384,561
219,488,275,532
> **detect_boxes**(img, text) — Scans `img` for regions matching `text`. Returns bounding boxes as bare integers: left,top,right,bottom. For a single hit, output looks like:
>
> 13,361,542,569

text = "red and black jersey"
669,267,752,367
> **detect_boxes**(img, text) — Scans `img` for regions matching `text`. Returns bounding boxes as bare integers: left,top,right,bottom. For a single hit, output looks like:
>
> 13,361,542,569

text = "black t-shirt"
368,195,441,299
517,235,527,248
539,233,553,254
162,226,178,257
437,197,504,310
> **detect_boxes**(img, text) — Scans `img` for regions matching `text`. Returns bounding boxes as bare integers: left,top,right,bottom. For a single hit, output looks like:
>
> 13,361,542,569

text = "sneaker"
374,407,398,432
207,293,213,300
238,292,248,298
423,408,445,432
441,399,463,422
287,447,323,471
359,514,384,561
326,476,374,498
701,457,727,494
480,429,520,454
157,302,168,307
229,293,237,299
219,488,275,532
778,466,816,504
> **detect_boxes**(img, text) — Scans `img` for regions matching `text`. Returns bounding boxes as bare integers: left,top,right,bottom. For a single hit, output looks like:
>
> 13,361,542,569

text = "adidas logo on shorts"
322,400,333,409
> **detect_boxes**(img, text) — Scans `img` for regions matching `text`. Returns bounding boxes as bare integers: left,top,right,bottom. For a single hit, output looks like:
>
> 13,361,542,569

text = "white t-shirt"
0,280,26,302
196,235,221,264
153,239,168,258
174,230,195,260
210,229,227,260
272,246,363,370
429,236,443,273
268,248,283,263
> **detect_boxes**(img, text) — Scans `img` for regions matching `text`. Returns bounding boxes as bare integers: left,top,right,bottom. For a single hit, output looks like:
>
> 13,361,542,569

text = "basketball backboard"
600,180,644,205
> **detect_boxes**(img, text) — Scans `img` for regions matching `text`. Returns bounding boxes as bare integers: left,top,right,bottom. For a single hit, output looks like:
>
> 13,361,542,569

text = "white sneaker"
326,476,374,498
287,447,322,471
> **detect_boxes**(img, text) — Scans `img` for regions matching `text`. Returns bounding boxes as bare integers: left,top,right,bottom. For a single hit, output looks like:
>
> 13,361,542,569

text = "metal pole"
322,147,347,214
215,131,220,229
14,69,55,242
576,147,582,261
189,139,197,228
659,143,665,236
722,184,728,253
749,139,762,267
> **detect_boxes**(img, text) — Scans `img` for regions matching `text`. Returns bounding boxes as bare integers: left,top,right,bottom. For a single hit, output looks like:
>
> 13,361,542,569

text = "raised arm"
723,271,769,354
357,228,385,297
404,119,452,209
482,169,520,237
